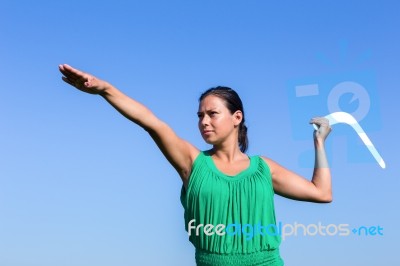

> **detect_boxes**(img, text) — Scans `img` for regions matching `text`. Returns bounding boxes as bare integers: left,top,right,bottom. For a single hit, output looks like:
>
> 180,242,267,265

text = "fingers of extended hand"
59,64,87,83
310,117,330,128
61,76,74,85
59,65,94,89
61,64,84,76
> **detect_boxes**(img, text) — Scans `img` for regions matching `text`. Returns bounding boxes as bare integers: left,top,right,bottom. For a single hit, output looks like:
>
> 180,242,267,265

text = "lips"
202,130,213,135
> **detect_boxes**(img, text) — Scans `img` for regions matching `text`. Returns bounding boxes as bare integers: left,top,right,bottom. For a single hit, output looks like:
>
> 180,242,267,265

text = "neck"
211,143,245,163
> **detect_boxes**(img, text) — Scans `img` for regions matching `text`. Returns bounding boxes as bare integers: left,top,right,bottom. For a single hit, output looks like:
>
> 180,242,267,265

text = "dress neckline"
203,151,256,180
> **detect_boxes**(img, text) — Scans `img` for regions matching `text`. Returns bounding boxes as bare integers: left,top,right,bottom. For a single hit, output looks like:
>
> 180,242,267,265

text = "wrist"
314,138,325,149
99,82,114,97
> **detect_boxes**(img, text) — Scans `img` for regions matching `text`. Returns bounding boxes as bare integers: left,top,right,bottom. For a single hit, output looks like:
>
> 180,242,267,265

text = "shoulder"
259,156,274,166
186,149,207,173
258,156,282,176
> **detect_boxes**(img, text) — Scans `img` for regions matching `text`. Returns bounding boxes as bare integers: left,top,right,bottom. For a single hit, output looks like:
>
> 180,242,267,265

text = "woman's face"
197,95,242,145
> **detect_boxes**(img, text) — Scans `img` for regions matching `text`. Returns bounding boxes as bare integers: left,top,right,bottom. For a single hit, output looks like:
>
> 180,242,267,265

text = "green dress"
180,151,284,266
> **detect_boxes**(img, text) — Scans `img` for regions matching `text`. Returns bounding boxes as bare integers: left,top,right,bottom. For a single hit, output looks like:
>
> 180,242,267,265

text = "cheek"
216,116,230,126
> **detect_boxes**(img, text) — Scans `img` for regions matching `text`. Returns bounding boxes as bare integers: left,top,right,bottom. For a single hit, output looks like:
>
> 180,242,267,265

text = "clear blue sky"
1,1,399,265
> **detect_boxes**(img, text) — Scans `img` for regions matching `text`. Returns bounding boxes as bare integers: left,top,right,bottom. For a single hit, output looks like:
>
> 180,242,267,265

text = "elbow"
311,189,332,203
319,193,333,203
322,197,333,203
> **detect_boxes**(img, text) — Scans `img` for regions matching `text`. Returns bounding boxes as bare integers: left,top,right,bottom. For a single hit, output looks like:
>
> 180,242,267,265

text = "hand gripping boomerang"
312,112,385,169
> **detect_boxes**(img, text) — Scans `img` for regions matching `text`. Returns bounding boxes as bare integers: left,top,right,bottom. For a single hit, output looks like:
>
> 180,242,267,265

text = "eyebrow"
197,108,218,115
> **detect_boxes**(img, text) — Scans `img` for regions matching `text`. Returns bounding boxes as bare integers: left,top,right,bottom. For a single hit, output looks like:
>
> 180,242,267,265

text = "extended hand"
310,117,331,141
59,64,109,95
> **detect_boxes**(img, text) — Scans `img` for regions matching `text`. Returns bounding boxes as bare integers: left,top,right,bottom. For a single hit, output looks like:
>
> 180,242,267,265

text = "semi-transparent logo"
287,43,385,168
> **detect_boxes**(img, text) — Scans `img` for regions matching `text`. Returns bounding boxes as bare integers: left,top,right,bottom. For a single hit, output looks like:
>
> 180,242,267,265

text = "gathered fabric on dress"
180,151,284,266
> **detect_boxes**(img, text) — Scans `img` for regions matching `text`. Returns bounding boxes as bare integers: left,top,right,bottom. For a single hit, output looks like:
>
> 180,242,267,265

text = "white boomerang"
312,112,386,169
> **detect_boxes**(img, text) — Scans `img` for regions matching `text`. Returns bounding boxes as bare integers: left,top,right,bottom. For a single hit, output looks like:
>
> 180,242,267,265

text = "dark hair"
199,86,248,153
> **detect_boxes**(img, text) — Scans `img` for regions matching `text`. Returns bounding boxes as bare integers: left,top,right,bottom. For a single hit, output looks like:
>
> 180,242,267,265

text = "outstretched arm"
265,117,332,203
59,64,199,186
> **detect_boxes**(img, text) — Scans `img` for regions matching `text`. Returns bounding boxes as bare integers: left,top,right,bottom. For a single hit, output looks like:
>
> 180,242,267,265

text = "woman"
59,64,332,266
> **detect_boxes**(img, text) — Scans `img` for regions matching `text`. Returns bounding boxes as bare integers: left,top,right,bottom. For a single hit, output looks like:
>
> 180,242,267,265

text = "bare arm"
59,64,199,185
266,117,332,203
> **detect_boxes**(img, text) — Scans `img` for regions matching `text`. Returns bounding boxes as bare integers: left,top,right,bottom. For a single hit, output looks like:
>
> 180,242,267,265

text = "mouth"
202,130,213,135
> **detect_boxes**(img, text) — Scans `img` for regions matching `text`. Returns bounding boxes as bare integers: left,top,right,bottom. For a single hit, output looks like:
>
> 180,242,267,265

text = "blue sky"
1,1,399,265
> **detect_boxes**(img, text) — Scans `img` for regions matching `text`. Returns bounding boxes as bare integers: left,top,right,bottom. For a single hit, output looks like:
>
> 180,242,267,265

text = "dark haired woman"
59,64,332,266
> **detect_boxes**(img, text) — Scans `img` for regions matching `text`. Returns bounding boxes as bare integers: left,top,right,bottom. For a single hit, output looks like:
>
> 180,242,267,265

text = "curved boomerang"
313,112,386,169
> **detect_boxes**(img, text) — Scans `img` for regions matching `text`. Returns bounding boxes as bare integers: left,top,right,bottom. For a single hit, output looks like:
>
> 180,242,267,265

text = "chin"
202,137,215,145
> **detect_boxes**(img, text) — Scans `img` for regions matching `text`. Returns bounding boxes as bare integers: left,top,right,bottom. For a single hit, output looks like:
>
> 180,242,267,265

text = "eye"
210,111,217,116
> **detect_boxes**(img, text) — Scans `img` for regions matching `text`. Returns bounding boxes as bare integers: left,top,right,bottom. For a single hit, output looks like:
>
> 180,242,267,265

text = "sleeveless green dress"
180,151,284,266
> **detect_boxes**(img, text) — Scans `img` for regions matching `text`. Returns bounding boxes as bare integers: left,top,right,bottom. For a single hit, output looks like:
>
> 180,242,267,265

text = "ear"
232,110,243,127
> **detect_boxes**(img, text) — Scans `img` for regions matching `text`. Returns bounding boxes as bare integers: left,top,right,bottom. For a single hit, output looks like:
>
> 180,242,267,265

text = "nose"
199,115,210,127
